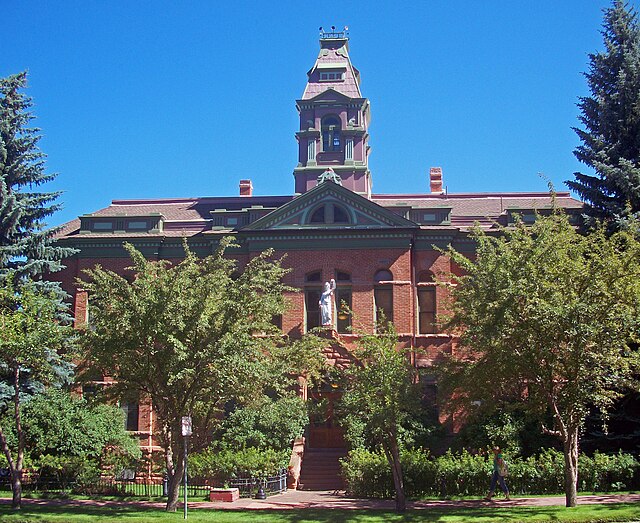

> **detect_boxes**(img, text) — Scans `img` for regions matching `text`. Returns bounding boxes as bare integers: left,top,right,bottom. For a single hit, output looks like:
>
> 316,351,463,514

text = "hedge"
341,448,640,498
189,447,290,485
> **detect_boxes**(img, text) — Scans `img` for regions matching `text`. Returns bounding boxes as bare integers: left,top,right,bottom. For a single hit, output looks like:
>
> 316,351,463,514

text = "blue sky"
3,0,637,227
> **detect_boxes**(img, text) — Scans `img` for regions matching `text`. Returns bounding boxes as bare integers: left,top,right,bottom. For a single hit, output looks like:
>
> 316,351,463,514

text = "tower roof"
302,32,362,100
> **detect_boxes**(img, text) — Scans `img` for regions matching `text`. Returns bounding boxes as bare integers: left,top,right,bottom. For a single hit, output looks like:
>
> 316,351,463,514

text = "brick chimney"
239,179,253,197
430,167,444,194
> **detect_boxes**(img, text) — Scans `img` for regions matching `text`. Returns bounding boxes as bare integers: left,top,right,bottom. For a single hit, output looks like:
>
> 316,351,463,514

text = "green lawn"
1,503,640,523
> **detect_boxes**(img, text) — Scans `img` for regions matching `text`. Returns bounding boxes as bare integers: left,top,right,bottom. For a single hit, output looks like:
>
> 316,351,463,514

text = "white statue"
319,279,336,326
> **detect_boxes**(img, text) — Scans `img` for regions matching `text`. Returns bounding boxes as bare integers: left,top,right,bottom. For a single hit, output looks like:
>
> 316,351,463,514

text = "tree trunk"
10,473,22,510
165,458,185,512
164,430,185,512
11,366,24,510
0,426,21,511
563,427,579,507
384,435,406,513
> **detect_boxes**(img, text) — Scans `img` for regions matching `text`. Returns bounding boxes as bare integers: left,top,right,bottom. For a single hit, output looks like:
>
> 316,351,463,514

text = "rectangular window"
122,401,139,432
418,287,437,334
305,289,321,332
227,217,238,226
93,222,113,230
374,286,393,326
127,221,147,230
319,71,344,81
335,288,352,333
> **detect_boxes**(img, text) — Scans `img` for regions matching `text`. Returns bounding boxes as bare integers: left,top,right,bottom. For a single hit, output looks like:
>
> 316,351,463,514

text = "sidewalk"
4,490,640,511
198,490,640,510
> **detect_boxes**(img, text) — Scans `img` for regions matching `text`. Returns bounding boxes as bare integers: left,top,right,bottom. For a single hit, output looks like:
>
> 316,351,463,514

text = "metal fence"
227,468,288,498
0,469,287,499
0,476,209,499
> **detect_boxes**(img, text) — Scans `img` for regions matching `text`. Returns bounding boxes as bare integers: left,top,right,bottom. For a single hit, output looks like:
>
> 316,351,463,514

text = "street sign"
181,416,192,437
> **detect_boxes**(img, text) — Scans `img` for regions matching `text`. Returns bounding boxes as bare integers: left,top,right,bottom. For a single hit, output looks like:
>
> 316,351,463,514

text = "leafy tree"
339,322,421,513
0,72,74,287
217,394,309,451
438,212,640,507
1,389,140,486
80,239,324,511
0,276,75,509
567,1,640,230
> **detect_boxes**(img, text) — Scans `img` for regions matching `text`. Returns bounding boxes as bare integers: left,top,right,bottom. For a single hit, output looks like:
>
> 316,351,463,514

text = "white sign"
181,416,192,437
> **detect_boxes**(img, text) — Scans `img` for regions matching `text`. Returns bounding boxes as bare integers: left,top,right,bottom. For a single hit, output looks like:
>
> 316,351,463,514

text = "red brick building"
51,30,582,466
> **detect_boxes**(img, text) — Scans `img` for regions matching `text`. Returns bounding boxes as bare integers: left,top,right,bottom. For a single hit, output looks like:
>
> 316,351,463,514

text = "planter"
209,487,240,502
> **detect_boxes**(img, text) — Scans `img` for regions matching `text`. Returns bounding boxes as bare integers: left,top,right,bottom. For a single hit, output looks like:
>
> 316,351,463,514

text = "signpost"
181,416,192,520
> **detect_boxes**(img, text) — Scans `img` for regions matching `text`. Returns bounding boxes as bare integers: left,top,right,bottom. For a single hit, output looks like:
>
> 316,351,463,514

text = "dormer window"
322,116,341,151
319,71,344,81
127,221,147,230
93,222,113,231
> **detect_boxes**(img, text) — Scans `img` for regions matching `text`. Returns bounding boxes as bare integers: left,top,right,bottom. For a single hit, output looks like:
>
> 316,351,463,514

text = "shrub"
217,395,308,452
341,447,639,499
189,446,289,485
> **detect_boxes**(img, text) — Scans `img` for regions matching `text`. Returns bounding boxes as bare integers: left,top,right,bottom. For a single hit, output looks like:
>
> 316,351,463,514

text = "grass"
1,502,640,523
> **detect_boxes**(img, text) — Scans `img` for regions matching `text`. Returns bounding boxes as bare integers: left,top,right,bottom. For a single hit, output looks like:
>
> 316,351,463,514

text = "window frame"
321,116,342,152
373,269,394,329
335,271,352,333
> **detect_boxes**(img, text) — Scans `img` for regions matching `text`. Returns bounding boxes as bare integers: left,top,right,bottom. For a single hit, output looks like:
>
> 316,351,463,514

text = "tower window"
319,71,344,81
322,116,341,152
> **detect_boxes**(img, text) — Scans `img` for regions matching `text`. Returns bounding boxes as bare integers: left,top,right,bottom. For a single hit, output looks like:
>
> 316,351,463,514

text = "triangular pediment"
304,89,355,104
242,182,418,231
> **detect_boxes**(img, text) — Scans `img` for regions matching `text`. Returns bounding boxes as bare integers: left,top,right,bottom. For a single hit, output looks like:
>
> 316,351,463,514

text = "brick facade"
47,32,582,462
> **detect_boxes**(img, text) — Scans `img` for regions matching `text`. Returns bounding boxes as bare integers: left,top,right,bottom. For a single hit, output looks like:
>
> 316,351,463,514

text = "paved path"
3,490,640,511
199,490,640,510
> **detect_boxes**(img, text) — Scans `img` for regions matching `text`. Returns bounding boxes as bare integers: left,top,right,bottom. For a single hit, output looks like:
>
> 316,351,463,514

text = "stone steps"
298,449,347,491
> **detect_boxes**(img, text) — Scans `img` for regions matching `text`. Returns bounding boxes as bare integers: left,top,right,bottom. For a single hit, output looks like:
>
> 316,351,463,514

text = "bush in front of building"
189,447,290,485
215,395,309,452
340,448,640,498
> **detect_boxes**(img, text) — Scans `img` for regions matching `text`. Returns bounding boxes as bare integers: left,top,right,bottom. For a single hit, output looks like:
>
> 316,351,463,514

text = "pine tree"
0,71,74,285
567,1,640,230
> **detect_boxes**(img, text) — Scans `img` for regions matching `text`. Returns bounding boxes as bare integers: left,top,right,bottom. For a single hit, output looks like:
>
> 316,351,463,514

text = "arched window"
374,269,393,328
307,203,351,225
417,270,435,283
335,271,352,333
310,206,325,223
333,205,349,223
305,271,322,331
417,271,437,334
322,116,341,152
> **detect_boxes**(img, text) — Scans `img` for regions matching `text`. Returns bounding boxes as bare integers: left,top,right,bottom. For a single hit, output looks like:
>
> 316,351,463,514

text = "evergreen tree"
0,71,74,285
567,1,640,230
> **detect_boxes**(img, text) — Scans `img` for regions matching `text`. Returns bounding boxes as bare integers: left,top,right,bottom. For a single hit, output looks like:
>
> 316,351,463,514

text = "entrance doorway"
307,387,345,449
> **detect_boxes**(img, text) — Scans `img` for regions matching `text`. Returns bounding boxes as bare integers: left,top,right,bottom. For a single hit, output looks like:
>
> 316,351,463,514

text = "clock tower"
293,28,372,197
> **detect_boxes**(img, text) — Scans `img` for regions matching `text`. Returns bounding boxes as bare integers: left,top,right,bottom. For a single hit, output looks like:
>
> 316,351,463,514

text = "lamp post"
181,416,192,520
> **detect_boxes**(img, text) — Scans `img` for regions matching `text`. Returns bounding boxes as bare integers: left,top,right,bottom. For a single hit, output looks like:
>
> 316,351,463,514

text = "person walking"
484,447,510,501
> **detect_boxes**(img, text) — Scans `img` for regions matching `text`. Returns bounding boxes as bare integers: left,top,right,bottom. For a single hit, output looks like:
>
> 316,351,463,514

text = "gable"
304,89,356,104
242,182,418,231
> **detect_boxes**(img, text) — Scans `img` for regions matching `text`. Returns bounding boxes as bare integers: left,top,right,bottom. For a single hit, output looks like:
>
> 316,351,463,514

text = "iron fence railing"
0,469,287,499
227,468,288,498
